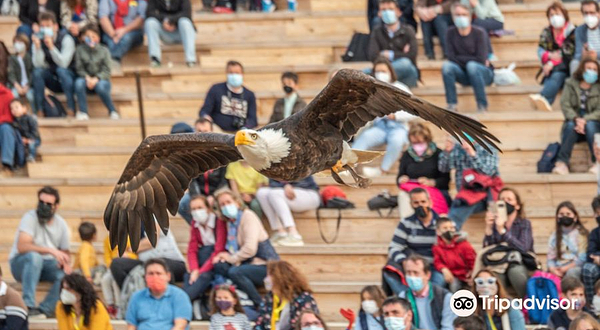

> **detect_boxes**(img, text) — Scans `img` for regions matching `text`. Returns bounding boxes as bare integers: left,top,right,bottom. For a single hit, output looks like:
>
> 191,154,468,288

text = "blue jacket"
574,24,600,61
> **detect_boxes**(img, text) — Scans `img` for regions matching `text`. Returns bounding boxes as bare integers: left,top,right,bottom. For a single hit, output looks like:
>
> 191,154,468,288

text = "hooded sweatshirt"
432,235,477,281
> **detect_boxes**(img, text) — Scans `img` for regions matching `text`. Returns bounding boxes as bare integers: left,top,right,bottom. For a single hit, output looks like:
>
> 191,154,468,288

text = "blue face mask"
227,73,244,88
384,317,406,330
41,27,54,38
453,16,471,29
222,204,239,219
584,69,598,84
406,276,425,292
381,9,398,25
84,36,96,48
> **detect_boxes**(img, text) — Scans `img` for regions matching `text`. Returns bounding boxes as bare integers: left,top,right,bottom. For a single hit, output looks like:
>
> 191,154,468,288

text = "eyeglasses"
39,200,54,207
474,277,497,286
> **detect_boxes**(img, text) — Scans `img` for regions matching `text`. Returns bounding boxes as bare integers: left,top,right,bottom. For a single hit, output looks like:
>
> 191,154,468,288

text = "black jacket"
397,147,450,190
7,54,33,89
189,167,227,197
12,115,40,141
19,0,61,26
368,23,418,64
146,0,191,25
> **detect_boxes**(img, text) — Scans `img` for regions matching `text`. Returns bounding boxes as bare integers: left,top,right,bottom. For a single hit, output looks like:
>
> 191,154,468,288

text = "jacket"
416,0,457,15
255,292,319,330
56,300,113,330
574,24,600,62
12,114,40,141
367,23,418,64
75,44,112,81
454,169,504,206
400,284,454,330
0,282,28,330
269,94,306,123
189,167,228,197
560,77,600,121
397,146,450,191
0,84,14,124
60,0,98,29
225,209,270,265
432,236,477,281
187,215,226,273
146,0,191,24
19,0,61,26
537,24,576,74
480,307,526,330
7,54,33,88
32,29,76,70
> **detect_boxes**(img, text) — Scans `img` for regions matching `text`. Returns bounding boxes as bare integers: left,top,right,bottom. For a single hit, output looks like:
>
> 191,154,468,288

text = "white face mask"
13,41,26,53
60,289,77,305
362,300,379,315
549,15,565,29
586,15,599,29
374,72,391,83
192,209,209,225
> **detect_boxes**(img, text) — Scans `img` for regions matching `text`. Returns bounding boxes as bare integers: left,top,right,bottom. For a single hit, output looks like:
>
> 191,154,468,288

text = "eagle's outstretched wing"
298,68,500,151
104,133,241,255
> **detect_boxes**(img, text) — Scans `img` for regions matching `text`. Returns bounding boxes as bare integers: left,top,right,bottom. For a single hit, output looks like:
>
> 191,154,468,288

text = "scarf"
113,0,131,29
407,142,437,162
226,211,242,254
270,294,289,329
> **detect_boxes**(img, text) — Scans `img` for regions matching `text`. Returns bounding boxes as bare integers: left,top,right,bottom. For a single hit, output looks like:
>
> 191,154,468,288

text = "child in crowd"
209,284,251,330
453,316,486,330
354,285,385,330
548,277,595,330
73,222,102,284
594,280,600,317
102,236,137,318
8,34,34,114
9,99,39,162
432,217,476,292
226,160,268,217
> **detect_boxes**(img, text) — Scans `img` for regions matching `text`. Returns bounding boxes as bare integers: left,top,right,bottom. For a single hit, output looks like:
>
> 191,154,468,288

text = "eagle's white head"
234,128,291,171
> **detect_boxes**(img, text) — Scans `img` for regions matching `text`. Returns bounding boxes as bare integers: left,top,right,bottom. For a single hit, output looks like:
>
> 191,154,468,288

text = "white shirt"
195,214,216,246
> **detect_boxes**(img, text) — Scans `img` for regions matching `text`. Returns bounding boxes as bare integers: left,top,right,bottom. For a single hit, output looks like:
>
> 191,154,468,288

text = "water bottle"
288,0,297,11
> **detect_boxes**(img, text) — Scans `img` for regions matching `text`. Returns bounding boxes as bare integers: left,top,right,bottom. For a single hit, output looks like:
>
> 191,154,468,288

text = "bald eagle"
104,69,500,254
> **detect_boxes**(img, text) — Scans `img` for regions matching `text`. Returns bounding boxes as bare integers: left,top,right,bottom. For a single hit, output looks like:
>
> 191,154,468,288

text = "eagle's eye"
251,133,258,140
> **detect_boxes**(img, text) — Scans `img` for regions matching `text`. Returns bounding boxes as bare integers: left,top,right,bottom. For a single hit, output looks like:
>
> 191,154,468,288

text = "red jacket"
432,236,477,281
0,84,14,124
187,216,227,273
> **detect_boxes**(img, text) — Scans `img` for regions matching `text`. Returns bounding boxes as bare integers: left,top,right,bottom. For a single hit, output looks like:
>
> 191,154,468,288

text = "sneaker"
362,166,382,178
270,232,288,245
107,305,118,319
278,234,304,247
28,307,47,320
476,104,488,113
109,111,121,120
150,58,161,68
26,156,36,163
535,95,553,112
590,164,599,175
262,0,275,12
552,161,570,175
192,300,202,320
447,104,458,112
528,94,540,110
186,62,197,68
76,112,90,121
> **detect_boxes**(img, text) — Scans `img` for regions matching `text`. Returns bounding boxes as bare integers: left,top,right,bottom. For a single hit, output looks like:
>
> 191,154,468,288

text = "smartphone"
487,200,497,215
595,133,600,149
496,200,507,224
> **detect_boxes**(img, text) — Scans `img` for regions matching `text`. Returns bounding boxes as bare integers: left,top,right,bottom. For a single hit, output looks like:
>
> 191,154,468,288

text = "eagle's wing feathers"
299,68,500,152
104,133,242,254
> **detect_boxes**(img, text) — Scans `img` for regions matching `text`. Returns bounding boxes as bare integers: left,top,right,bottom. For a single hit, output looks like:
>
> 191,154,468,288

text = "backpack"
42,94,67,118
0,0,19,16
341,33,370,62
537,142,560,173
316,186,355,244
525,270,561,324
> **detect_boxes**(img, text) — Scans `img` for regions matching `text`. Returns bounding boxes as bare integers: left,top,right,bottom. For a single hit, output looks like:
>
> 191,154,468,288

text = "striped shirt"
589,28,600,53
209,312,252,330
388,212,440,263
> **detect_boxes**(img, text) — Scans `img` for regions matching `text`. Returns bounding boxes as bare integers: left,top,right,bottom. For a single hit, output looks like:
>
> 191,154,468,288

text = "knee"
177,17,194,31
95,80,111,93
585,121,599,132
24,252,44,269
465,61,480,75
145,18,160,31
255,188,269,201
227,266,242,279
74,78,86,91
441,61,454,76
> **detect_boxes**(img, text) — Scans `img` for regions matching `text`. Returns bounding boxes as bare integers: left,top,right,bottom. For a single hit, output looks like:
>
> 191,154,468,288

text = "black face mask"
596,216,600,227
283,86,294,94
441,231,455,241
505,203,516,215
36,201,54,224
414,206,428,219
558,216,575,227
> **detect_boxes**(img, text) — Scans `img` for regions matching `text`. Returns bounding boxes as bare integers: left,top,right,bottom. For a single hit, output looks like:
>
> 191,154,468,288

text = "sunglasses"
39,200,55,207
474,277,497,286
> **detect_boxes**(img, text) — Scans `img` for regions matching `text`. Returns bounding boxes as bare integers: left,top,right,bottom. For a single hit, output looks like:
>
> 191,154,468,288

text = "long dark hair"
209,284,245,315
61,274,99,327
555,201,589,260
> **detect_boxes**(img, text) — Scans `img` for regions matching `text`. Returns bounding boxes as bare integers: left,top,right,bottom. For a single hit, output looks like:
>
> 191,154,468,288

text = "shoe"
476,104,488,113
192,300,202,320
528,94,540,110
552,161,570,175
109,111,121,120
262,0,275,12
28,307,47,320
362,166,382,178
107,305,118,319
26,156,36,163
150,58,161,68
76,112,90,120
535,95,553,112
278,234,304,247
447,104,458,112
590,164,599,175
186,62,197,68
270,232,288,245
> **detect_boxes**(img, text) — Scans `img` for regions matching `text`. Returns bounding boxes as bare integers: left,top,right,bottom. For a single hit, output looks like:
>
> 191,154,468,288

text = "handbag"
367,191,398,217
316,186,355,244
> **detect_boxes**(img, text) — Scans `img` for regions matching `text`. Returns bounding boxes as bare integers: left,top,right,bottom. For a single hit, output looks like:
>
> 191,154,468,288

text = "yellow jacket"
73,241,98,278
56,300,113,330
103,237,137,267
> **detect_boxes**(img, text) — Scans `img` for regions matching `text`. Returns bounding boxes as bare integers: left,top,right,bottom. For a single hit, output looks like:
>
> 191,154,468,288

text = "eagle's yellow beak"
235,131,255,146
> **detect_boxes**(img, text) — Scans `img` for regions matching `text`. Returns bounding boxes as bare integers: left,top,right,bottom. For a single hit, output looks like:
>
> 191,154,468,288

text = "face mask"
381,9,398,25
216,300,233,311
264,276,273,291
384,317,406,330
60,289,77,305
14,42,25,53
593,295,600,312
586,15,599,29
227,73,243,88
475,283,497,296
41,27,54,38
406,276,424,292
37,201,54,224
361,300,379,315
550,15,566,29
222,204,239,219
584,69,598,84
374,71,391,83
192,209,209,225
505,203,516,215
558,216,575,227
84,36,96,48
453,16,471,29
283,85,294,94
412,142,427,156
573,298,585,310
146,274,167,293
414,206,428,219
302,327,324,330
441,230,454,241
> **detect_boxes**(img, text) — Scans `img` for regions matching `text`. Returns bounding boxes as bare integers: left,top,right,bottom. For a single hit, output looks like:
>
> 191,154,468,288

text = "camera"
232,117,246,130
453,297,474,310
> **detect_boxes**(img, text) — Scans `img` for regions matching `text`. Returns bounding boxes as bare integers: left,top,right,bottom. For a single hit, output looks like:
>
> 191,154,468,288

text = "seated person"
466,0,504,59
529,2,576,112
432,217,476,292
9,186,70,318
73,222,102,283
98,0,146,64
56,274,111,329
397,123,450,218
398,255,456,330
101,235,137,319
367,0,418,87
552,58,600,175
368,0,418,35
548,277,595,330
8,34,35,113
199,61,257,132
268,71,307,124
32,12,77,116
548,201,589,279
0,83,20,177
256,176,320,247
442,3,494,113
60,0,98,37
126,259,192,330
483,187,533,298
226,160,268,217
415,0,455,60
472,269,526,330
74,24,120,120
382,297,415,330
583,196,600,304
439,134,500,230
571,0,600,75
18,0,61,38
570,314,600,330
144,0,196,67
0,266,28,330
353,57,414,178
354,285,386,330
383,188,445,295
10,99,40,163
209,284,251,330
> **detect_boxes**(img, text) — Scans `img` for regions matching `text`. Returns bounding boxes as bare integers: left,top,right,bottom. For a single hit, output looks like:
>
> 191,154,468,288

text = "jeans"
178,191,193,225
421,14,452,58
442,60,494,107
32,67,76,112
0,123,16,167
184,245,215,301
145,17,197,63
213,262,267,306
353,119,409,171
11,87,36,114
27,138,41,159
583,262,600,304
17,24,33,39
74,78,117,115
472,18,503,55
101,29,144,61
540,71,568,104
382,266,445,295
10,252,65,315
557,120,600,163
392,58,419,87
448,199,487,230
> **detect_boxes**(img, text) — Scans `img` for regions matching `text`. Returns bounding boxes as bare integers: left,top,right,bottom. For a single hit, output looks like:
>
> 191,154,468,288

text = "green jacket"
7,54,33,88
560,77,600,122
75,44,111,81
